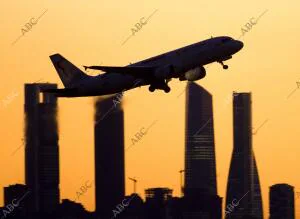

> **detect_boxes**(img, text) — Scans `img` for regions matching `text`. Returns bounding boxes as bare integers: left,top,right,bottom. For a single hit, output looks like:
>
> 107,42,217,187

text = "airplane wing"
83,65,157,74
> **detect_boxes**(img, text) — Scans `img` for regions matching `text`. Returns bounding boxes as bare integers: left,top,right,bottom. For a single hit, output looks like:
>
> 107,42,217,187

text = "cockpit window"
221,38,231,43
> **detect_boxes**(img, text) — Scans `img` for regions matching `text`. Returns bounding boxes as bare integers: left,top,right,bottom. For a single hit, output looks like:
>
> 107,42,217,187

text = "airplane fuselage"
49,36,243,97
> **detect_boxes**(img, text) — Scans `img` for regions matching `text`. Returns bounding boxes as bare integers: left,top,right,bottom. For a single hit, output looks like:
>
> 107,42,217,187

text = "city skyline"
1,1,300,218
1,82,297,218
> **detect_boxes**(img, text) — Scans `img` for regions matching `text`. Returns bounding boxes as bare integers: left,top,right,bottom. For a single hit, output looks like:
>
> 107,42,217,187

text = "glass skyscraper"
184,82,217,196
94,95,125,218
24,83,60,214
183,82,222,218
225,92,263,219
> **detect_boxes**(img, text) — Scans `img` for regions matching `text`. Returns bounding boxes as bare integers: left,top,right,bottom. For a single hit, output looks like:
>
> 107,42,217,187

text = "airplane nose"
236,40,244,51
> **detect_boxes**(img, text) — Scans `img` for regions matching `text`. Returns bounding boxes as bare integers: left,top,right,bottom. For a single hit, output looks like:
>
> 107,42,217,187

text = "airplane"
46,36,243,97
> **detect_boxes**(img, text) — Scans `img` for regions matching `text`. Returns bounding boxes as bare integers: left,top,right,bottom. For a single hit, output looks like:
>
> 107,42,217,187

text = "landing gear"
148,79,171,93
164,79,171,93
218,61,229,70
163,86,171,93
149,86,155,92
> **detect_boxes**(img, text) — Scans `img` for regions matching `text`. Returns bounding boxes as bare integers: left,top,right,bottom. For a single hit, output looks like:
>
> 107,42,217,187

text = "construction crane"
179,170,185,197
128,177,137,194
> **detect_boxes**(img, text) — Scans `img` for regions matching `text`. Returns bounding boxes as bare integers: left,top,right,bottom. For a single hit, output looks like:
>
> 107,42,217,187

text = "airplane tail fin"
49,54,90,88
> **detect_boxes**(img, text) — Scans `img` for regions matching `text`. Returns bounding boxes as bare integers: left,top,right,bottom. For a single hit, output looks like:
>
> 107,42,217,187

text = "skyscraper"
24,83,60,214
183,82,222,218
94,95,125,218
184,82,217,196
270,184,295,219
225,92,263,219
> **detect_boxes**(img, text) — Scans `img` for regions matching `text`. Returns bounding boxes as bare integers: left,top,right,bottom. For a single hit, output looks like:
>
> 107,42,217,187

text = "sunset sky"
1,0,300,218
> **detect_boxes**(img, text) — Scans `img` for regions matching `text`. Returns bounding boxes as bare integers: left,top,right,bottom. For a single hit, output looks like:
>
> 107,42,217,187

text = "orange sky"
1,1,300,218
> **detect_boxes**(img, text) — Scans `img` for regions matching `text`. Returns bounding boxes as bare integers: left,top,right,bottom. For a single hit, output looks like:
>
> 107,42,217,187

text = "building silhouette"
94,95,125,218
116,193,145,219
144,188,173,219
24,83,60,214
182,82,222,218
184,82,217,196
225,92,263,219
3,184,30,218
57,199,93,219
269,184,295,219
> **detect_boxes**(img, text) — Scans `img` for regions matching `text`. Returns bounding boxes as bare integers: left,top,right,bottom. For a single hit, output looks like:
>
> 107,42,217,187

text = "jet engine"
180,66,206,81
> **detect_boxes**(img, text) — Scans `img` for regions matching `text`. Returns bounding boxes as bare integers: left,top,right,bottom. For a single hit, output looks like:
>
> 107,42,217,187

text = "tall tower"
184,82,217,196
270,184,295,219
24,83,60,213
225,92,263,219
94,95,125,218
183,82,222,218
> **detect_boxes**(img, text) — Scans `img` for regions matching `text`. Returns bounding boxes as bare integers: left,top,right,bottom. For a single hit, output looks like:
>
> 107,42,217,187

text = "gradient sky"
1,0,300,218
